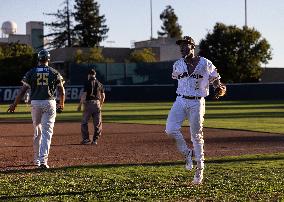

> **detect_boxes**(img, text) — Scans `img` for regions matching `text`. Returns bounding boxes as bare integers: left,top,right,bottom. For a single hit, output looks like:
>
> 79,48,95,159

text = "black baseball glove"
214,84,227,99
56,106,63,113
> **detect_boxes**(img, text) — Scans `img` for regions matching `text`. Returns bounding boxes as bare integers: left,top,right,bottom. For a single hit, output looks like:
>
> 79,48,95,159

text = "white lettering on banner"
4,89,11,101
12,89,18,100
74,88,84,99
71,88,78,99
3,89,19,101
64,87,84,100
4,89,12,100
0,86,85,102
79,88,84,97
65,88,71,100
105,86,111,92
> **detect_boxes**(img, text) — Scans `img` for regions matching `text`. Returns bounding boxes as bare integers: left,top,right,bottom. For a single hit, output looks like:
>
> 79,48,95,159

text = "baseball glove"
56,106,63,113
214,84,226,99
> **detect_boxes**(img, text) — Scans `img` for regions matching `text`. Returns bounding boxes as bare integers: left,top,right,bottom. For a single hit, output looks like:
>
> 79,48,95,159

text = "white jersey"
172,57,220,97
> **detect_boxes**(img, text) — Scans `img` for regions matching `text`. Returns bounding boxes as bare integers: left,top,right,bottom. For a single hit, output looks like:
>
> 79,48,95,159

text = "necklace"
186,61,194,67
184,56,199,74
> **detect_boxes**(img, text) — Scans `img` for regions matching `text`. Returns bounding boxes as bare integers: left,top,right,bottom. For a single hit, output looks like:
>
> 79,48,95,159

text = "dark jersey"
22,65,63,100
84,78,104,101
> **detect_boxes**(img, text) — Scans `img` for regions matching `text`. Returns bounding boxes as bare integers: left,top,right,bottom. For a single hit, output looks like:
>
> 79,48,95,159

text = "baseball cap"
176,36,195,46
38,49,50,62
88,69,96,76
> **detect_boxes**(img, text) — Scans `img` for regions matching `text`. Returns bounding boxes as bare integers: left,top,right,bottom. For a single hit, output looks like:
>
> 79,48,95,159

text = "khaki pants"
81,100,102,141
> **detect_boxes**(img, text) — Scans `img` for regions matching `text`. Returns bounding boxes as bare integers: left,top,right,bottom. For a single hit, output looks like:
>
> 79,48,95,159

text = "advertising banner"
0,86,85,103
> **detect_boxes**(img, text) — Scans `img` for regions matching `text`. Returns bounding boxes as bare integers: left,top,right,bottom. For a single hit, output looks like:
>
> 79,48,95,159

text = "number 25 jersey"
22,65,63,100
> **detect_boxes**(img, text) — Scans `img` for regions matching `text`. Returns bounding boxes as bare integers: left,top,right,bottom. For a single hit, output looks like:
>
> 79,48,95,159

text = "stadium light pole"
150,0,153,39
245,0,247,26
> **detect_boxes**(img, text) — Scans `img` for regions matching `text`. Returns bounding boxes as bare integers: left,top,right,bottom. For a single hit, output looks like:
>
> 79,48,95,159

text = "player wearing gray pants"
78,69,105,145
81,100,102,143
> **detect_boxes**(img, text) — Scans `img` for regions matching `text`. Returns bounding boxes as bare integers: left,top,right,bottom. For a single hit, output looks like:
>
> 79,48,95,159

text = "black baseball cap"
88,69,96,75
38,49,50,62
176,36,195,47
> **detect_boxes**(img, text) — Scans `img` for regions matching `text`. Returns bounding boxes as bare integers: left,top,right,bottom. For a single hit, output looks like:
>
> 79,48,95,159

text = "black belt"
177,94,202,100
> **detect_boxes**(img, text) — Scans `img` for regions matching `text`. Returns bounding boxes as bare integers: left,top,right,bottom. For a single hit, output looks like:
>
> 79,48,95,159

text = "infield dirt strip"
1,122,284,171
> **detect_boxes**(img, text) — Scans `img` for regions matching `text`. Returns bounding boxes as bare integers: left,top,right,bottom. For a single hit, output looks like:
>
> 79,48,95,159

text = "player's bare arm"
77,92,87,111
100,92,105,108
7,85,29,113
57,81,65,110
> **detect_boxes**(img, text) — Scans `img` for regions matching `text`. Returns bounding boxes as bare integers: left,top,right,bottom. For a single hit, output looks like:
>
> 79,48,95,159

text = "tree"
199,23,272,83
129,48,157,63
44,0,76,48
0,43,36,85
0,43,34,58
73,0,109,47
74,47,113,63
158,5,182,38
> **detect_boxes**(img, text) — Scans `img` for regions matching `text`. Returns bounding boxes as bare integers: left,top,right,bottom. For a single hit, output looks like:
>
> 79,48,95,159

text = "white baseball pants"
31,100,56,165
165,96,205,165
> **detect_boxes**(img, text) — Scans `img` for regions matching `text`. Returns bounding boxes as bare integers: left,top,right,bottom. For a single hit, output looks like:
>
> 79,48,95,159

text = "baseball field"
0,100,284,201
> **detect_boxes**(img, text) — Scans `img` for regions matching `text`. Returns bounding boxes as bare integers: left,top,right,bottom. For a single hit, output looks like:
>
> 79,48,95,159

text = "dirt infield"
1,122,284,171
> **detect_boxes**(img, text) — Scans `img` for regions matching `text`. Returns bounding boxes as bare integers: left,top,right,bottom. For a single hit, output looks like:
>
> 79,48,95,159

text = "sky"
0,0,283,67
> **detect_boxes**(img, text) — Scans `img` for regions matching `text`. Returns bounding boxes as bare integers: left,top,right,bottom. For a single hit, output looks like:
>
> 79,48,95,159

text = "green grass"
1,101,284,200
1,100,284,133
0,153,284,201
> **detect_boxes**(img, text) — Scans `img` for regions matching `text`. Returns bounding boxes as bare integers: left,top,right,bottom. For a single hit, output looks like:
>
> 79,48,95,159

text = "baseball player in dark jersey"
77,69,105,145
7,49,65,169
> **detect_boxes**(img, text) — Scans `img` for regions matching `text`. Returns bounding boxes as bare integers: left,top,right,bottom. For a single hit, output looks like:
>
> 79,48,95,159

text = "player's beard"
184,52,194,60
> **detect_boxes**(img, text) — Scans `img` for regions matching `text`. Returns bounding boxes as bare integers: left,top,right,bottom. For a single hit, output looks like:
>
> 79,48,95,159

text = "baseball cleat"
192,168,203,185
185,150,193,170
34,160,40,167
81,139,91,145
91,140,97,145
39,164,49,169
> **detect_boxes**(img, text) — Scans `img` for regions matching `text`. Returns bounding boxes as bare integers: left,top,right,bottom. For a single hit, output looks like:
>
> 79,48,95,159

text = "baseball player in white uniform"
165,36,226,185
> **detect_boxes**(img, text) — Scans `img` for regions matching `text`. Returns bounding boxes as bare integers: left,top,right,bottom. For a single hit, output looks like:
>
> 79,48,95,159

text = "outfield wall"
102,83,284,101
1,83,284,103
